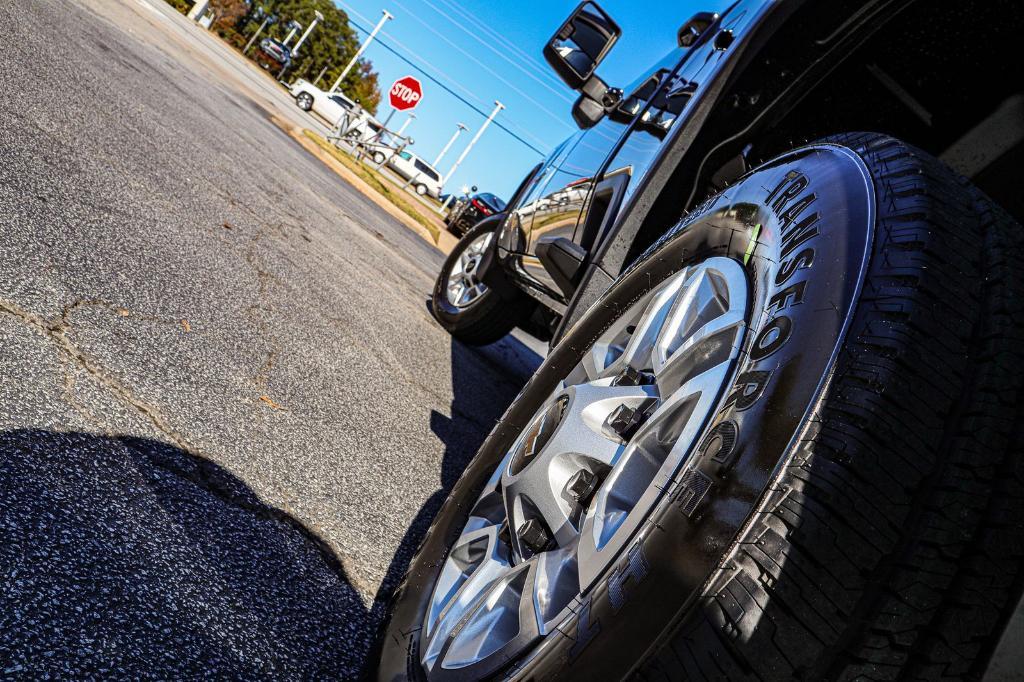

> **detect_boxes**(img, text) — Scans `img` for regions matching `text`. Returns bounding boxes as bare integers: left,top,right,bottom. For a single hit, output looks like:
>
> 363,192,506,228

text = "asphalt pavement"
0,0,542,677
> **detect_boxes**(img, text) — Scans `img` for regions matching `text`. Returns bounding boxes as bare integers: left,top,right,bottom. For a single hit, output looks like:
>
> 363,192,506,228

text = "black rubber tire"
296,93,312,111
415,184,428,196
444,221,463,238
373,151,386,165
430,218,534,346
373,133,1024,680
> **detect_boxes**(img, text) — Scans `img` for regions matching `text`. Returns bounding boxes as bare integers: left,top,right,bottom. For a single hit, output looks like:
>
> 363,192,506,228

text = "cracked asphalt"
0,0,542,677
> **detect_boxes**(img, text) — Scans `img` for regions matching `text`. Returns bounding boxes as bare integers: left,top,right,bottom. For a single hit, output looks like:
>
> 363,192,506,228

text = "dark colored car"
379,2,1024,680
254,38,290,71
444,191,507,237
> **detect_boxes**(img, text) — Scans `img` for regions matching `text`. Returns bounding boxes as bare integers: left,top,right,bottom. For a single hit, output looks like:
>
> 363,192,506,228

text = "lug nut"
564,469,598,505
603,403,650,442
612,365,655,386
517,519,551,554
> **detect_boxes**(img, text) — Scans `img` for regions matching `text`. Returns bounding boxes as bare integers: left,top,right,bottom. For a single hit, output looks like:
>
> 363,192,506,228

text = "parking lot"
0,0,540,676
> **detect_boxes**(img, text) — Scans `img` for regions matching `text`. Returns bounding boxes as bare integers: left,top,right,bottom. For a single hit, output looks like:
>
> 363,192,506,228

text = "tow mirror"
543,2,620,90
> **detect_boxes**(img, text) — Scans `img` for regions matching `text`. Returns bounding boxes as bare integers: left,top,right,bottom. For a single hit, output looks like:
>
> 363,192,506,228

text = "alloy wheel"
445,232,493,309
422,256,750,676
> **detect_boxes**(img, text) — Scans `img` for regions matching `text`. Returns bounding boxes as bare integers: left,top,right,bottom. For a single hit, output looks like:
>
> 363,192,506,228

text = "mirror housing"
572,83,622,129
543,2,621,91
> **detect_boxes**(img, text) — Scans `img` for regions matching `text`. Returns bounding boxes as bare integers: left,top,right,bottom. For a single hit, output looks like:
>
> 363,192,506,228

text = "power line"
430,0,566,91
334,0,486,106
339,12,551,155
334,0,569,149
404,0,574,104
388,0,576,131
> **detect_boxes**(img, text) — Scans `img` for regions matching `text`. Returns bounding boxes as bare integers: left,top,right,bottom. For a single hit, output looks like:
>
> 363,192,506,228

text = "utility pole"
292,10,324,55
438,101,504,213
330,9,392,93
433,123,466,167
243,14,273,54
396,113,416,138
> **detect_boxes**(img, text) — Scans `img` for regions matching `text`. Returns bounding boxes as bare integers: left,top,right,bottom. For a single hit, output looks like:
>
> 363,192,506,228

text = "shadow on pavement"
370,336,542,617
0,336,540,678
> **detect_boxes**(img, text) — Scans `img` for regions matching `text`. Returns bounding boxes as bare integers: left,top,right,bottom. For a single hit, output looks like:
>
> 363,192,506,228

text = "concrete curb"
269,116,459,257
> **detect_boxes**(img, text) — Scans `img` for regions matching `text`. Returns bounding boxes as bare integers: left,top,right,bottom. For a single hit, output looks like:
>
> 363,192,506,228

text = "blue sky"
330,0,732,199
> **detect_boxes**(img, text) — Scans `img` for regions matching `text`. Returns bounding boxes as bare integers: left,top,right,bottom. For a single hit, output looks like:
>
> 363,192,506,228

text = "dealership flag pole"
438,102,504,213
331,9,393,93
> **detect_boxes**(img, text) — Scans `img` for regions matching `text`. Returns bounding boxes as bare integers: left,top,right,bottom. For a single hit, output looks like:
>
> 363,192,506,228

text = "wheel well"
629,0,1024,263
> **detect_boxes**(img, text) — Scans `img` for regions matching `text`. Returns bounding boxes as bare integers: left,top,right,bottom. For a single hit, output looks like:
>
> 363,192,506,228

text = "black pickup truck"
378,1,1024,679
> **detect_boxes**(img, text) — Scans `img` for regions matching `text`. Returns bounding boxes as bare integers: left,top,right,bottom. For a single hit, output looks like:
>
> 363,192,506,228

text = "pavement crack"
0,296,360,593
0,297,192,451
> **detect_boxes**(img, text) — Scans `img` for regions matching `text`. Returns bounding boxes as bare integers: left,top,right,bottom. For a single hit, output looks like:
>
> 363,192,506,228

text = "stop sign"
389,76,423,111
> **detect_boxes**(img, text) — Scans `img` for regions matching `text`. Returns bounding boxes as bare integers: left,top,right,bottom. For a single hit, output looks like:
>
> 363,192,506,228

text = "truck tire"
296,92,313,111
431,217,534,346
374,133,1024,680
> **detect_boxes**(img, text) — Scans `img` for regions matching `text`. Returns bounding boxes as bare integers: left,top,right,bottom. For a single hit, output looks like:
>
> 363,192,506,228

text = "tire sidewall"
378,144,875,680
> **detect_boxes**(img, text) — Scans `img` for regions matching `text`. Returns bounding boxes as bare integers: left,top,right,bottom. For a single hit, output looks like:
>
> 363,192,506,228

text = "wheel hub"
422,256,750,677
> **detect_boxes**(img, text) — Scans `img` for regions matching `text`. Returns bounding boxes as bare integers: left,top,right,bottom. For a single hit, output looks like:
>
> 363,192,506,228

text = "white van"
387,151,443,198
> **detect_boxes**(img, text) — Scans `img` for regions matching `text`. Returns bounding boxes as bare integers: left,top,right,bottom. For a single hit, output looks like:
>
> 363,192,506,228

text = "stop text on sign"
389,76,423,111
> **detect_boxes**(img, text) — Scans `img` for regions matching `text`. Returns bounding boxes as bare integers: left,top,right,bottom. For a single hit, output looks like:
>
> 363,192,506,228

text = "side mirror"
543,2,621,90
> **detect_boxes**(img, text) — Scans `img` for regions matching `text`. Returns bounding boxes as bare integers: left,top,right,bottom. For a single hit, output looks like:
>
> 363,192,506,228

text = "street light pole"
282,21,302,46
438,101,504,213
243,15,272,54
330,9,392,93
313,64,329,86
433,123,466,167
396,113,416,138
291,10,324,55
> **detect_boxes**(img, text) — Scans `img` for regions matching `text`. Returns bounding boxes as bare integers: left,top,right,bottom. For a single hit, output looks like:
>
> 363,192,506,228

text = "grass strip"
303,131,441,243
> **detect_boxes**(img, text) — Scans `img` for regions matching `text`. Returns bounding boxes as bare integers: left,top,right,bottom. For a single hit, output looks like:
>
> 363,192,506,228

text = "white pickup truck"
289,79,357,127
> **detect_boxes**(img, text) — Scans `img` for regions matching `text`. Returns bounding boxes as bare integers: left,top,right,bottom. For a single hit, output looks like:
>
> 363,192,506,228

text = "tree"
208,0,249,48
262,0,381,114
185,0,382,114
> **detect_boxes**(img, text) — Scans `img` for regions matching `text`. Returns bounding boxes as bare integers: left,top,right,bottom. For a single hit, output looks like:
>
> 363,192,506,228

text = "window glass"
414,160,439,180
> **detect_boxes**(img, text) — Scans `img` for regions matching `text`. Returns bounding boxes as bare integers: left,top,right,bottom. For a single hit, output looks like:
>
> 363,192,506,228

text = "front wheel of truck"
431,217,534,346
374,133,1024,680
